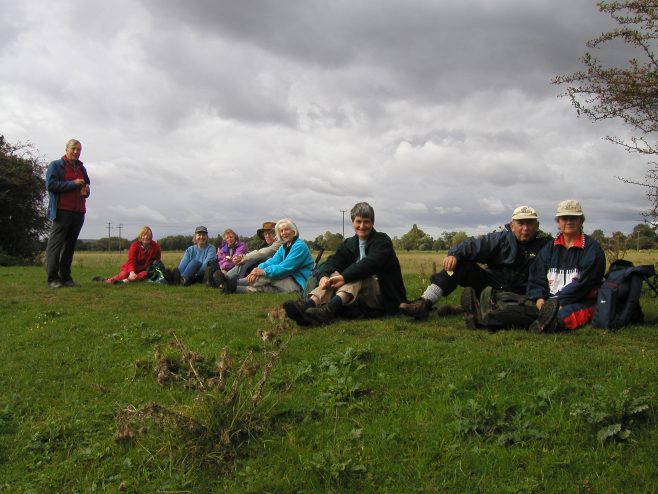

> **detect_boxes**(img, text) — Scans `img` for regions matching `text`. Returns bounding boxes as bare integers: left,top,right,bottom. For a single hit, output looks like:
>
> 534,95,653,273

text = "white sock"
421,284,443,304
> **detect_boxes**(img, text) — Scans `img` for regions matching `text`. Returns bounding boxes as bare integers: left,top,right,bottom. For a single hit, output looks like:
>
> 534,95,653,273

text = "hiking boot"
460,287,480,329
171,268,182,286
436,304,465,317
222,276,238,294
305,305,338,325
283,299,316,326
529,298,560,334
399,298,432,321
48,280,63,289
62,279,79,287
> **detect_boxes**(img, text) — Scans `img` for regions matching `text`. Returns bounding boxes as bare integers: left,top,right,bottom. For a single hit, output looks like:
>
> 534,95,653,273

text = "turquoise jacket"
258,237,314,288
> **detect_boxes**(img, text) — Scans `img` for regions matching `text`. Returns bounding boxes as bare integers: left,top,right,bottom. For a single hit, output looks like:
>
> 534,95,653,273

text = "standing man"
45,139,90,288
283,202,407,326
399,205,551,320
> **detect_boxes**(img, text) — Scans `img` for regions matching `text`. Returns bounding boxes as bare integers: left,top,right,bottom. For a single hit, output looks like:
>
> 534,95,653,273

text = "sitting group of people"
282,199,605,333
92,199,606,333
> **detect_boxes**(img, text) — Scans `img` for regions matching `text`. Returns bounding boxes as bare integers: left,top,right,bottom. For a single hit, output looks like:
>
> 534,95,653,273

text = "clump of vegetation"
452,388,555,446
571,386,654,443
116,308,291,465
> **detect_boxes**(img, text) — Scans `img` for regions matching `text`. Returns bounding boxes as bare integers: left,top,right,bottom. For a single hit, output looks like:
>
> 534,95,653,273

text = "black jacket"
316,229,407,314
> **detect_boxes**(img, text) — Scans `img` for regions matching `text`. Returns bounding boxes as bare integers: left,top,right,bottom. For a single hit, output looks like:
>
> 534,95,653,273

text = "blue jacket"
258,237,314,288
178,244,217,273
45,158,91,220
527,233,606,306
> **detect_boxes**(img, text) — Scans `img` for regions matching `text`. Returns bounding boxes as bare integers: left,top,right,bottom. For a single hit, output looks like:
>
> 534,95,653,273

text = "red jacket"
120,241,162,274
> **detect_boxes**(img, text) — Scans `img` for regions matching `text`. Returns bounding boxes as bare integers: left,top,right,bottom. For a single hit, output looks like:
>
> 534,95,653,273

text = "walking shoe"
399,298,432,321
305,305,338,325
283,299,316,326
460,287,480,329
222,276,238,294
171,268,182,286
211,270,225,289
436,304,465,317
48,280,63,289
204,266,216,287
62,279,79,287
529,298,560,334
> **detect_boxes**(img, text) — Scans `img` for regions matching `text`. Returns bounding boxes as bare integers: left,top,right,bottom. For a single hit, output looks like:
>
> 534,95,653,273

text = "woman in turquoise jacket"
215,218,313,294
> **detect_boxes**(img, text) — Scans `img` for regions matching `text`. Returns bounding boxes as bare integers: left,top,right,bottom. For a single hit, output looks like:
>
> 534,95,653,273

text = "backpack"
591,260,657,330
147,260,168,284
478,286,539,331
302,248,325,297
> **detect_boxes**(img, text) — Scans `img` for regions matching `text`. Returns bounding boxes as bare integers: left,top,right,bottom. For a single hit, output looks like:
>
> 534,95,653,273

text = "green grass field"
1,251,657,493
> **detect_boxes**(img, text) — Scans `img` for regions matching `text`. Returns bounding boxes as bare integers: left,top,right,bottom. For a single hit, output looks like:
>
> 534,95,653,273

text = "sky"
1,0,653,242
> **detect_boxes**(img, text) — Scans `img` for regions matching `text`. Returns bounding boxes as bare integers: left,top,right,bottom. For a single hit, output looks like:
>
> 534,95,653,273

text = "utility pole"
117,224,123,252
340,209,347,238
107,222,113,252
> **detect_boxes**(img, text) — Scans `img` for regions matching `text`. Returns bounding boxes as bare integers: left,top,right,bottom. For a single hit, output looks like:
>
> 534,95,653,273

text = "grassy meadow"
0,250,657,493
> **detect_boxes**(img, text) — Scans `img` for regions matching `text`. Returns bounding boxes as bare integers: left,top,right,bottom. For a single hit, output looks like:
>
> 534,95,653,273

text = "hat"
256,221,276,240
511,205,538,221
555,200,584,217
194,225,208,234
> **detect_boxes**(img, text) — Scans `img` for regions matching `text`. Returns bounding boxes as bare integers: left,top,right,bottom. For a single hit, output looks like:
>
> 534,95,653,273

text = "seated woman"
215,218,313,294
97,226,162,284
526,200,606,332
172,225,217,285
225,221,283,280
217,228,248,273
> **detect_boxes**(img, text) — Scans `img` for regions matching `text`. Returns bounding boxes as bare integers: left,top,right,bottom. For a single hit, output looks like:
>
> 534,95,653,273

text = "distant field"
0,249,656,492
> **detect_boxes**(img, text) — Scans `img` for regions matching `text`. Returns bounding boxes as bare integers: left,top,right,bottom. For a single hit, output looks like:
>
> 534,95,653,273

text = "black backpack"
591,260,657,330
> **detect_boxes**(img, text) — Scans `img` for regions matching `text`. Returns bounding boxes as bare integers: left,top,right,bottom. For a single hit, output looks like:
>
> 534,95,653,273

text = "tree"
312,231,344,251
631,222,658,248
553,1,658,226
399,224,432,251
0,135,47,264
591,228,607,244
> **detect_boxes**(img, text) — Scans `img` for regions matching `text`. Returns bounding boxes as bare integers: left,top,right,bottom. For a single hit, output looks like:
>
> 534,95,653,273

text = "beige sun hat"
555,199,584,217
511,205,538,221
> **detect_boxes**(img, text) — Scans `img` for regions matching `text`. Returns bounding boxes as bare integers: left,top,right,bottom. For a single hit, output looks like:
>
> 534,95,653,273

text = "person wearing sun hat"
526,200,606,333
400,204,552,321
223,221,283,281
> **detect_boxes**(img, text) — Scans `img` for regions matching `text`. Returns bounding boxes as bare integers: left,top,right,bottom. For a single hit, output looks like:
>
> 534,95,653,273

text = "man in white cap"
400,205,551,321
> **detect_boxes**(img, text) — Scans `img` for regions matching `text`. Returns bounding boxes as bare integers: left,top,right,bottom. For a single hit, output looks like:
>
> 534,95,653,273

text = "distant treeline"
71,223,658,253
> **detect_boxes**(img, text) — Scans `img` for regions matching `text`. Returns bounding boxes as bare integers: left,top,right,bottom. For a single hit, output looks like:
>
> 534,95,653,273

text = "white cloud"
0,0,651,241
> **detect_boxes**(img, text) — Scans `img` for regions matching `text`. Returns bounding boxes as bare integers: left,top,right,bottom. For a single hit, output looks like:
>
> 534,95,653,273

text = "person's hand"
327,274,345,289
318,276,331,289
128,271,137,281
233,254,244,265
443,255,458,272
246,267,265,285
74,178,85,186
535,298,545,310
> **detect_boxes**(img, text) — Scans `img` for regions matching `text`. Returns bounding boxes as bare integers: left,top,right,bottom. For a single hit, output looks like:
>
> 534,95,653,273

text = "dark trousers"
45,210,85,283
429,260,508,298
